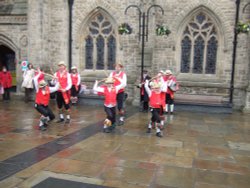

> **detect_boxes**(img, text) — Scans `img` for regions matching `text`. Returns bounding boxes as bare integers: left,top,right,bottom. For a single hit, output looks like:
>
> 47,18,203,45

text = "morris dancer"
93,77,124,133
151,70,167,129
165,70,178,114
54,61,72,123
33,70,59,131
145,79,165,137
109,62,127,125
70,66,81,105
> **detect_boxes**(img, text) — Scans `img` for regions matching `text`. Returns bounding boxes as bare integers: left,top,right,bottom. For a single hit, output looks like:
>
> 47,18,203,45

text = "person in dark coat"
138,70,151,112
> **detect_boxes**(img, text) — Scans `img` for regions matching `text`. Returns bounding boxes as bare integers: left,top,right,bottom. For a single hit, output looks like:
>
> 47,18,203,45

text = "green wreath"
156,25,171,36
236,22,250,34
118,23,132,35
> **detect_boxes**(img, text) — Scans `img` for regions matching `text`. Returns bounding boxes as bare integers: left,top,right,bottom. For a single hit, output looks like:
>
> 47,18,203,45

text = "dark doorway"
0,45,16,91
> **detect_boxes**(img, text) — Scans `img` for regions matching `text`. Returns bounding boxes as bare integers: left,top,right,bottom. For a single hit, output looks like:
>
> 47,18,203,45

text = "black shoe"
118,120,124,126
39,125,47,131
156,132,163,137
103,128,111,133
65,119,70,124
109,124,116,131
43,123,48,127
56,118,64,123
170,112,174,115
146,128,151,133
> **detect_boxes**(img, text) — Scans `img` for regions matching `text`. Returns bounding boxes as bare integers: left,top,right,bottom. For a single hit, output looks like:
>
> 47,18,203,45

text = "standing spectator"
22,63,35,102
0,66,12,101
138,70,151,112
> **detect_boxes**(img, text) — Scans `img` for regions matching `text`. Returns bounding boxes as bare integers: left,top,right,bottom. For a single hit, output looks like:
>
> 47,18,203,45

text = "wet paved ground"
0,98,250,188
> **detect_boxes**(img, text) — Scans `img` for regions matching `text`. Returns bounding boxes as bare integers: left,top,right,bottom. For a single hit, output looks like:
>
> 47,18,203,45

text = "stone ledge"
175,94,227,105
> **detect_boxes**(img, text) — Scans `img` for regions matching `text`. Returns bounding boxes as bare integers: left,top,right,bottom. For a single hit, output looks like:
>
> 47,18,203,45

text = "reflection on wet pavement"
0,99,250,188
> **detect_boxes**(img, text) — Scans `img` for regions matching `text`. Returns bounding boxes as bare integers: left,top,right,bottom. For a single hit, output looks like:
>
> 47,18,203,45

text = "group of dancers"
32,61,178,138
33,61,82,131
138,69,178,137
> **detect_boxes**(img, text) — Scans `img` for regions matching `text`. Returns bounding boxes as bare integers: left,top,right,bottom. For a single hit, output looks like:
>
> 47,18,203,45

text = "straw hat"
150,82,161,89
115,62,123,68
71,66,77,70
165,69,172,75
58,61,66,67
38,80,47,88
105,77,114,84
159,70,165,74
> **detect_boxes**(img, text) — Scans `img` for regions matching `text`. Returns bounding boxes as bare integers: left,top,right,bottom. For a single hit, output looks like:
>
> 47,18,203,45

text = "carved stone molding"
0,15,27,25
20,35,27,47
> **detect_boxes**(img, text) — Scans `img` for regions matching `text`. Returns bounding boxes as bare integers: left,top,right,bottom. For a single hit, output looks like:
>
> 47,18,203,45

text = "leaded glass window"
85,13,116,70
180,12,218,74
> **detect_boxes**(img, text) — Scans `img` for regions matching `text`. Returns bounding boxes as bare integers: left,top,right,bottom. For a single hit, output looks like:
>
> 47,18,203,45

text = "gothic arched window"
180,12,218,74
85,13,116,70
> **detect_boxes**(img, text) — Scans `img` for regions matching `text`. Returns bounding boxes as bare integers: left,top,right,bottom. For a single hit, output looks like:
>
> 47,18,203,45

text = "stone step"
174,103,232,114
78,93,232,113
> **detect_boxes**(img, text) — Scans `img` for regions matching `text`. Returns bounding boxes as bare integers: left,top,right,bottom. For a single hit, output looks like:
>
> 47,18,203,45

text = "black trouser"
35,104,55,120
166,93,174,105
56,91,70,110
151,108,161,123
143,102,149,111
104,106,116,124
71,85,80,97
116,92,124,112
140,95,149,111
3,88,10,100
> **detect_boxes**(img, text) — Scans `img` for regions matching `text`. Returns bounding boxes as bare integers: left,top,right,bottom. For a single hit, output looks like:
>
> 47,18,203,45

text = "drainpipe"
229,0,241,105
68,0,74,69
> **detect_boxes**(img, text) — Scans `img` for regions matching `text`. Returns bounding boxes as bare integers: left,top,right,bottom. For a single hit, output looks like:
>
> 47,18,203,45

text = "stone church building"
0,0,249,112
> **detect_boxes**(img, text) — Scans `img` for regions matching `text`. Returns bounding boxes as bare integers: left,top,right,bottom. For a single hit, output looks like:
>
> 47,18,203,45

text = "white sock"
104,125,108,129
39,120,43,127
156,127,161,133
170,104,174,112
166,104,168,112
120,116,124,121
60,114,64,119
66,115,70,119
161,120,164,126
148,122,152,129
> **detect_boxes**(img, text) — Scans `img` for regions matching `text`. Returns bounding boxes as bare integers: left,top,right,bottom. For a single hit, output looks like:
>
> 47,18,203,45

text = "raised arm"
33,71,41,93
65,73,72,91
77,74,81,86
49,80,60,93
93,80,104,93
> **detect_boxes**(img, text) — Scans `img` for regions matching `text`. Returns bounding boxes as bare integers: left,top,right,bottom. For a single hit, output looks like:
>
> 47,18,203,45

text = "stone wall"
0,0,28,89
0,0,250,111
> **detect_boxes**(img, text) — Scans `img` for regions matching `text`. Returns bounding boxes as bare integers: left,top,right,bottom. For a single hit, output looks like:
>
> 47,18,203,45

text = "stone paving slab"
0,100,250,188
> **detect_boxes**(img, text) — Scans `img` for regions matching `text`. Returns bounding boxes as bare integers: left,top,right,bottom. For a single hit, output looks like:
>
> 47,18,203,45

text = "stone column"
242,35,250,113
